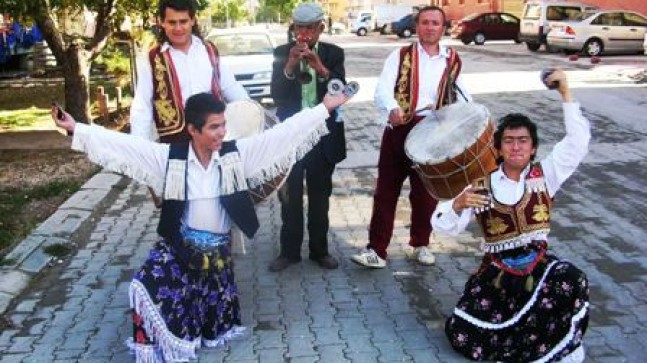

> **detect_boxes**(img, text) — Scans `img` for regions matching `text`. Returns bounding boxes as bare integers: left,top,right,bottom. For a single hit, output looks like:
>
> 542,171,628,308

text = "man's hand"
51,106,76,134
322,92,351,112
388,108,405,127
452,186,491,213
547,68,572,103
285,42,308,75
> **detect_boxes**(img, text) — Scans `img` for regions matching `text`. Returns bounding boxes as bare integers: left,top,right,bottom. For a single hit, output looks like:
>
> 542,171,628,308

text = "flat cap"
292,3,324,24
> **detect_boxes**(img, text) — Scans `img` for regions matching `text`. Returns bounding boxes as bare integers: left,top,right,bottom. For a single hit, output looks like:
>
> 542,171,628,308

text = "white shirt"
130,35,249,140
374,42,472,125
431,102,590,236
73,104,331,234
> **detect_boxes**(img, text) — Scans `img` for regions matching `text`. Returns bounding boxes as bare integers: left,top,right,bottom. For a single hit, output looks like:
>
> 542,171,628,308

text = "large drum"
224,100,285,203
405,102,497,200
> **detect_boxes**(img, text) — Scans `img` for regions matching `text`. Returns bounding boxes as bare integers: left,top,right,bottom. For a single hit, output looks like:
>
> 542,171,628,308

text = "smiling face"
499,127,537,176
159,7,195,51
417,9,445,47
188,113,227,153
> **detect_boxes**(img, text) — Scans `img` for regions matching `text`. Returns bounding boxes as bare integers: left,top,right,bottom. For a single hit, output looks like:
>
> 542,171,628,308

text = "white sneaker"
350,249,386,268
414,246,435,265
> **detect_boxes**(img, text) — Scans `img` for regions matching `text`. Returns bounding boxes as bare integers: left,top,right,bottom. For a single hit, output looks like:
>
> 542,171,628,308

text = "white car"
207,29,275,102
547,10,647,56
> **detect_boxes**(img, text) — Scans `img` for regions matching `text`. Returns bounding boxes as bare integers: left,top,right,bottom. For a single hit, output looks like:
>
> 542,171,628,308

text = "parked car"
391,14,416,38
519,0,598,51
451,12,520,45
547,10,647,56
207,29,275,102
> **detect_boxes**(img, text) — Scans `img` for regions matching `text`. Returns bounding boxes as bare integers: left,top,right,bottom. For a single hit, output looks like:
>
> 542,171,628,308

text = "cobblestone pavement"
1,36,646,362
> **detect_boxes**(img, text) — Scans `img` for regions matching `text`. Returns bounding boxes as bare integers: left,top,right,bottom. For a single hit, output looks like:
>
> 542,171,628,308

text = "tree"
209,0,249,26
0,0,206,123
260,0,301,23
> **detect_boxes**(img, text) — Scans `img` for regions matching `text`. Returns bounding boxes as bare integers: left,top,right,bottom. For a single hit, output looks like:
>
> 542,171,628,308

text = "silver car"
547,10,647,56
207,29,275,102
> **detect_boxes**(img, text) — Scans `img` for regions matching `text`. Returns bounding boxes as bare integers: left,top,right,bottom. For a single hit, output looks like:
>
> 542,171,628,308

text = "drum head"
224,100,266,140
405,102,490,164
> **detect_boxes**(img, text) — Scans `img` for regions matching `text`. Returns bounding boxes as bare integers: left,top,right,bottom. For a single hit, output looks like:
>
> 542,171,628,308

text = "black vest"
156,142,260,241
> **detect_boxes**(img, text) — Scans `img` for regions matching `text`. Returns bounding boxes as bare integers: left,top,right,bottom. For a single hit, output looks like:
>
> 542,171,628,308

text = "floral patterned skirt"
445,254,589,362
128,237,243,363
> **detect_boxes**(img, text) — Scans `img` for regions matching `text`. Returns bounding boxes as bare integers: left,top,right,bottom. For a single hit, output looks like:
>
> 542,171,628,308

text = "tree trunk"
62,45,92,123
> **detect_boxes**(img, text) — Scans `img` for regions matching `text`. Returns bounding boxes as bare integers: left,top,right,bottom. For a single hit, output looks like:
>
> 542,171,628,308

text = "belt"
180,224,230,270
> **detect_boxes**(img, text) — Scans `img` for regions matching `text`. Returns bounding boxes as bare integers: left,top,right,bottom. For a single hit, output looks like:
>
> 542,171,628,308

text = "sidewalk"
1,90,645,361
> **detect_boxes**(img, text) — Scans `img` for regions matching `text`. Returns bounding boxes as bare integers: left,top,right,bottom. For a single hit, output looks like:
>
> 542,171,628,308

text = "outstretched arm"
51,107,169,194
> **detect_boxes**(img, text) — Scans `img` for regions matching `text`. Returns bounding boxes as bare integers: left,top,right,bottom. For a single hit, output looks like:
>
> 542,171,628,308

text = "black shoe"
311,255,339,270
268,256,299,272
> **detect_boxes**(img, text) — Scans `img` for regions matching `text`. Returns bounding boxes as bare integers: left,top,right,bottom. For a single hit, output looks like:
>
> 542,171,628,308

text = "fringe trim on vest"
246,122,329,188
72,127,164,194
129,280,200,362
163,159,187,200
219,152,247,196
481,229,550,253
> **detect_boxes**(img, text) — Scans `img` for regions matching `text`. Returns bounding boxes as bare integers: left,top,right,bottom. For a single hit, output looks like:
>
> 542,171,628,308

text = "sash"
149,40,224,143
394,44,463,123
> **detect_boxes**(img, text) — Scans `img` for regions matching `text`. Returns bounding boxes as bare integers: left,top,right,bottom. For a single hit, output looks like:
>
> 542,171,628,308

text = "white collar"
492,163,531,183
187,142,220,165
160,34,202,53
416,42,449,58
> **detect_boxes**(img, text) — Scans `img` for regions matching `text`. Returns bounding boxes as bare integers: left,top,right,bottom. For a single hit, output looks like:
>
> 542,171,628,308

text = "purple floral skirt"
129,235,243,362
446,254,589,362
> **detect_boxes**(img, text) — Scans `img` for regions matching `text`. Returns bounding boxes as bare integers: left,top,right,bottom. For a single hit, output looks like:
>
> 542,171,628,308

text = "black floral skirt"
128,237,243,362
446,254,589,362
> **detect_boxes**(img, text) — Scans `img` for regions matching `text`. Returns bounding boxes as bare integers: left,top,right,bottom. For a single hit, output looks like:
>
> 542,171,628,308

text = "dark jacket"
271,41,346,165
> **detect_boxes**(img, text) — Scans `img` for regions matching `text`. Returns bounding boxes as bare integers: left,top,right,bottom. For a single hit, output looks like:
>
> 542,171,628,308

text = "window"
593,13,622,26
546,6,583,21
623,12,647,26
500,14,518,24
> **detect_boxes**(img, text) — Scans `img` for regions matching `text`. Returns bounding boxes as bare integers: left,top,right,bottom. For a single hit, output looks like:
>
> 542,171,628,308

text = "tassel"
220,153,247,195
202,254,210,270
525,274,535,292
493,270,504,289
164,160,186,200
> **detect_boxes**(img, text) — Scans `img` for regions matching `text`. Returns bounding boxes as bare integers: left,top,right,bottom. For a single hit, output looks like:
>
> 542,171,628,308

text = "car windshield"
209,33,273,56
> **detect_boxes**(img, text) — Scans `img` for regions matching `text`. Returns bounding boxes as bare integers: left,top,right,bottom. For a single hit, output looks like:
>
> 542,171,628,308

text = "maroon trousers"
368,121,438,259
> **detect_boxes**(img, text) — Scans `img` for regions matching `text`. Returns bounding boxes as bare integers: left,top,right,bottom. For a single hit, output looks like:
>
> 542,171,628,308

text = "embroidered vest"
476,163,552,253
149,41,224,143
394,44,462,123
157,142,259,243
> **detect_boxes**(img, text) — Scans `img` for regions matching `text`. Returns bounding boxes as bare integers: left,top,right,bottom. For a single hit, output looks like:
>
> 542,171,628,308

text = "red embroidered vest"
393,43,462,123
148,40,223,143
476,163,552,253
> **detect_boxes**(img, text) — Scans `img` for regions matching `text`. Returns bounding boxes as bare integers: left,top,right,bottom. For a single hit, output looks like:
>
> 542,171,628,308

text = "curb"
0,171,124,315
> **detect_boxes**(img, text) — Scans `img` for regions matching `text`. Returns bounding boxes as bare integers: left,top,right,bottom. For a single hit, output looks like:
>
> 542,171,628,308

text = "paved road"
1,33,646,362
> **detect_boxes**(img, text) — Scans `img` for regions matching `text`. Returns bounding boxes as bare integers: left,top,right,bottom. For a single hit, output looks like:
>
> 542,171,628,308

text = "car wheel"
514,35,521,44
461,37,471,45
403,29,412,38
474,32,486,45
380,25,388,35
583,39,602,56
526,42,541,51
357,28,367,36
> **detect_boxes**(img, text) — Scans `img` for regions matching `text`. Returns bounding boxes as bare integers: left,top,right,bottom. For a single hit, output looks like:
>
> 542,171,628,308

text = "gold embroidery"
153,55,179,128
396,51,412,115
487,217,509,235
532,204,550,222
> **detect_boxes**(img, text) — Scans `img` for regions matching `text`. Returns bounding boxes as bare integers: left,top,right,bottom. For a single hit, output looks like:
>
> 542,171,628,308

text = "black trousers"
278,145,335,261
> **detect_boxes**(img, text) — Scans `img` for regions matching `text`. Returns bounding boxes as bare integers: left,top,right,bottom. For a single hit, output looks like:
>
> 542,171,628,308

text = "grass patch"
0,180,85,254
0,107,52,130
43,243,72,257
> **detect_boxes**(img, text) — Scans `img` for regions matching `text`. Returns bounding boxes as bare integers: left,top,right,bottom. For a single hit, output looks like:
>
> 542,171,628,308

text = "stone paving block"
0,354,29,363
33,209,91,237
316,344,349,362
81,172,122,190
2,235,49,267
0,270,31,296
286,336,317,358
257,348,285,363
345,350,379,362
5,336,35,354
